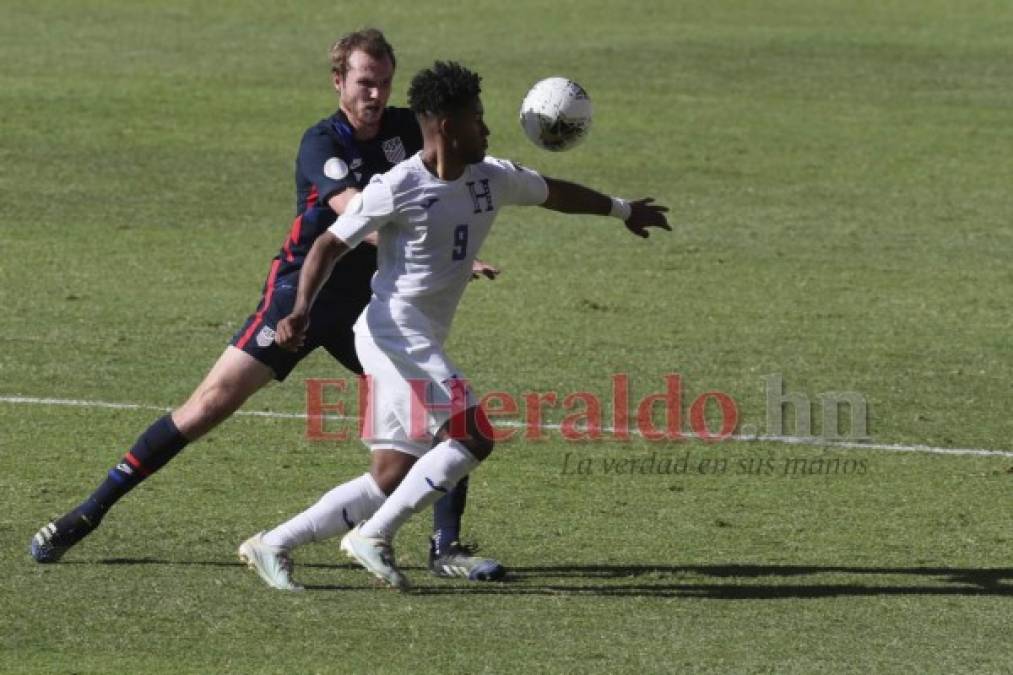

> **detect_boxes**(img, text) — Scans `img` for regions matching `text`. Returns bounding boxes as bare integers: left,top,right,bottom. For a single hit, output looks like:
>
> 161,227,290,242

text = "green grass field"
2,1,1011,672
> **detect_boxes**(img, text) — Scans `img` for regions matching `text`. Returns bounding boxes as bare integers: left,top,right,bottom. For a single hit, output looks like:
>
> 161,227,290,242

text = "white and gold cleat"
238,531,303,591
340,525,409,591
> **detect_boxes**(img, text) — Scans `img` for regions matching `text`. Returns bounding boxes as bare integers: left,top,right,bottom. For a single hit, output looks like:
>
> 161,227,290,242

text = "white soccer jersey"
329,153,548,343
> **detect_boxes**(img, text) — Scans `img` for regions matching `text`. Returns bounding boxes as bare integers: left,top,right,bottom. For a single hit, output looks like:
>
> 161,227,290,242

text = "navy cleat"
29,513,98,564
428,539,506,582
30,522,71,563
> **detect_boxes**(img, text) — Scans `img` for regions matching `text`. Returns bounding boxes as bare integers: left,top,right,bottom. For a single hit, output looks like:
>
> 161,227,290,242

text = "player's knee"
371,465,407,495
197,384,241,423
464,433,494,461
177,351,271,436
175,383,241,438
437,406,495,461
369,450,417,495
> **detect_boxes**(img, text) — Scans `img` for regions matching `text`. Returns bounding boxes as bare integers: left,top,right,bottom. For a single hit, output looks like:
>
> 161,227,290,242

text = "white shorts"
355,332,478,457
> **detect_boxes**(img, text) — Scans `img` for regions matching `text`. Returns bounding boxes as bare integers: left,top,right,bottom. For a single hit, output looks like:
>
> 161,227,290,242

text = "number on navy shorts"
451,224,469,260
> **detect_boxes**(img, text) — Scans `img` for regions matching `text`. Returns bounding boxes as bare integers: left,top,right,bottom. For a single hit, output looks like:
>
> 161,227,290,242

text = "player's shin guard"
359,440,479,541
432,475,469,555
262,473,386,549
76,414,189,524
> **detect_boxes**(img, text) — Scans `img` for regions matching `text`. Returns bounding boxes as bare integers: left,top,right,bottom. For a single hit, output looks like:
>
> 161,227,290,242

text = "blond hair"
329,28,396,78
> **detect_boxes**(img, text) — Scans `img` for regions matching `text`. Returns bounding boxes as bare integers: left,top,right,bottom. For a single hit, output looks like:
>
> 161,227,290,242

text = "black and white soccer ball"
519,77,593,151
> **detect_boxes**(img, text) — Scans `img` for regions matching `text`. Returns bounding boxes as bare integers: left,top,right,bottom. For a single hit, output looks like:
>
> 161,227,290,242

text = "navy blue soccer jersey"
272,106,423,300
231,107,422,375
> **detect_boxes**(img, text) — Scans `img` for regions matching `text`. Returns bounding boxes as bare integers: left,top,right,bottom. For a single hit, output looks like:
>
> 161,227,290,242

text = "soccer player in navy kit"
30,29,504,583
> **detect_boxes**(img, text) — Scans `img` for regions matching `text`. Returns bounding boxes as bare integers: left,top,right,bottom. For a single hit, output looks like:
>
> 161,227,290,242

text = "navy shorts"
230,271,368,381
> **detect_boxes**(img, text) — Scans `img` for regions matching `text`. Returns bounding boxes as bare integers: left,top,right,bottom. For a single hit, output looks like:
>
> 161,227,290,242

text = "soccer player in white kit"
257,61,670,590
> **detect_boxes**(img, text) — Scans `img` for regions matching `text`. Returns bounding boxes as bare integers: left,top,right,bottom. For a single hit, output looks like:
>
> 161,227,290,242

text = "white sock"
263,473,386,549
359,440,479,541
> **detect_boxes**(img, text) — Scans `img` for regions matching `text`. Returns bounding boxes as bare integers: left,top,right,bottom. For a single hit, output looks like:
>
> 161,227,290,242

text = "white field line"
1,394,1011,459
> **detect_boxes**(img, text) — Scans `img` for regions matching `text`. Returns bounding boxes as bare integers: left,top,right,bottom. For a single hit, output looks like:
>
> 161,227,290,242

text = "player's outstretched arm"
276,232,350,352
540,176,671,238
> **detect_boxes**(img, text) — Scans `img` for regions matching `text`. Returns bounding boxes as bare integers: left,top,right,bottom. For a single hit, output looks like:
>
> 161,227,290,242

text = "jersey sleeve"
297,126,357,205
488,157,549,206
328,176,396,248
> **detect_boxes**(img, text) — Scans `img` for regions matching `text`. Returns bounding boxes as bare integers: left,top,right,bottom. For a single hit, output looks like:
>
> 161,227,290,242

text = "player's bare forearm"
328,189,376,248
327,188,361,217
541,177,611,215
540,176,672,238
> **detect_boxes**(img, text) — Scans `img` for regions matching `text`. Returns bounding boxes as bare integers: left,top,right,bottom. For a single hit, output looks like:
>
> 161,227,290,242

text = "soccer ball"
519,77,593,151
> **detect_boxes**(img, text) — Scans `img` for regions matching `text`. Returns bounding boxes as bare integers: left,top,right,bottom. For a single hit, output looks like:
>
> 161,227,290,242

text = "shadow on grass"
89,558,362,571
409,563,1012,600
86,557,413,591
85,559,1012,599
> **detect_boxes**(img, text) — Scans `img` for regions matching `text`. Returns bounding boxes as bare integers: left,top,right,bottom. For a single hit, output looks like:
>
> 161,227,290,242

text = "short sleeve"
328,176,396,248
298,127,357,204
489,158,548,206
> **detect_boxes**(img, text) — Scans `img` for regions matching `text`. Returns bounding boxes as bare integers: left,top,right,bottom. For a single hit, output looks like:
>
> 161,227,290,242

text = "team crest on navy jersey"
256,325,277,348
382,136,407,164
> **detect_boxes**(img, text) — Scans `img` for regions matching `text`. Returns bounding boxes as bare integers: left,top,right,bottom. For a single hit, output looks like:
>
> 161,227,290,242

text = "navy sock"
432,475,469,554
74,415,189,524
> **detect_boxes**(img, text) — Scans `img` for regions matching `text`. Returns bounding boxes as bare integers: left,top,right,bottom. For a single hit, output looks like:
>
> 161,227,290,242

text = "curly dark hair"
408,61,482,116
